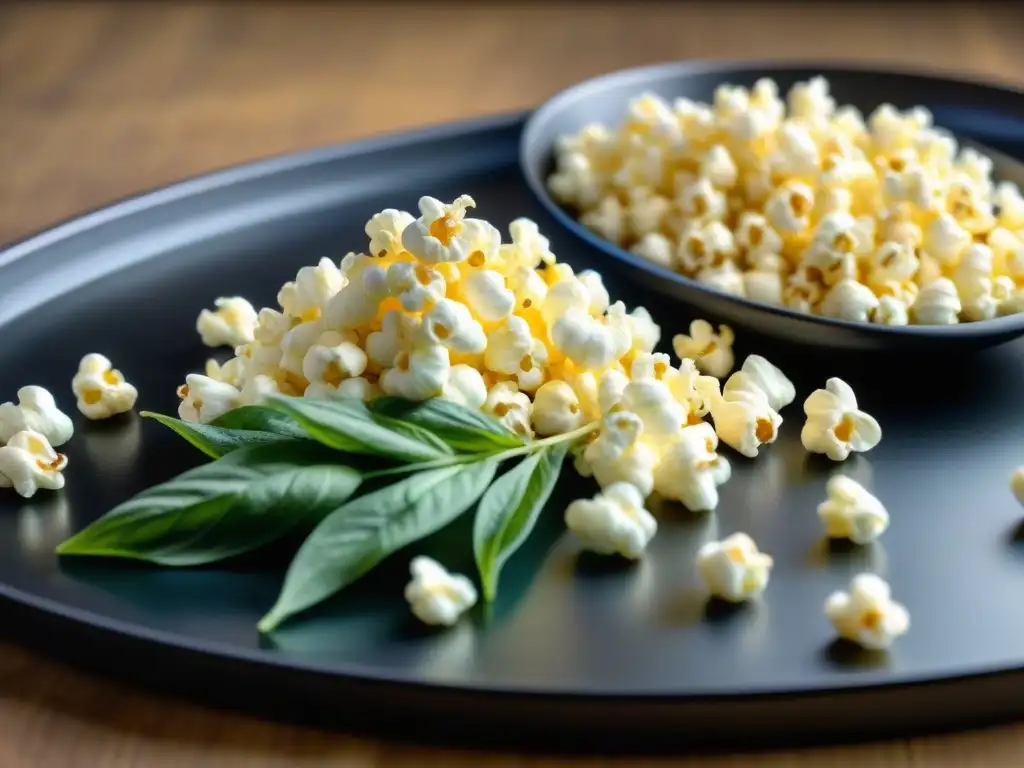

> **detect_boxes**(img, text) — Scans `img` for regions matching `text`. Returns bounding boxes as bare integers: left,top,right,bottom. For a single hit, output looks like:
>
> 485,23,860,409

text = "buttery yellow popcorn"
548,77,1024,326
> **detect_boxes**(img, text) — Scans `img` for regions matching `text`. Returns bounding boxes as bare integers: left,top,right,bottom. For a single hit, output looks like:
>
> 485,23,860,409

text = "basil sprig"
57,394,598,631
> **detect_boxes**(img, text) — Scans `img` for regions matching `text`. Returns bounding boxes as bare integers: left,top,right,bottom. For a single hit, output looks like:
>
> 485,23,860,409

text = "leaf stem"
362,420,599,480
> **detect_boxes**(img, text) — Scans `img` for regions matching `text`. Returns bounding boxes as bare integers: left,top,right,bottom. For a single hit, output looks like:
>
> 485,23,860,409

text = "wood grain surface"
4,2,1024,765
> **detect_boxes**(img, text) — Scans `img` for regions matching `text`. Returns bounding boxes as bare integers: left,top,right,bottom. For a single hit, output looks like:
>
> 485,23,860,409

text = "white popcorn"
666,357,719,420
597,369,630,414
735,213,784,267
540,277,590,328
820,279,880,323
868,240,920,287
277,318,326,378
652,422,731,512
550,308,631,371
461,269,515,321
825,573,909,650
548,152,603,210
531,380,584,437
0,430,68,498
72,354,138,420
804,212,870,285
441,365,487,410
625,188,671,238
177,373,241,424
818,475,889,544
912,278,962,325
677,177,727,224
581,195,626,245
743,271,784,305
402,195,500,264
710,372,783,458
277,258,344,322
239,374,281,407
922,213,970,266
625,306,661,356
197,296,259,348
503,218,555,270
784,267,827,314
404,556,477,627
697,532,773,603
421,299,487,355
625,92,682,144
671,319,734,379
366,209,415,258
0,386,74,447
696,261,746,297
801,378,882,461
577,270,611,315
995,181,1024,229
483,382,533,438
630,232,675,269
564,481,657,560
324,263,389,330
701,144,739,189
772,121,821,179
205,356,247,388
764,182,814,234
953,244,996,322
301,338,368,398
618,378,688,445
788,76,835,124
385,262,446,313
582,411,658,497
872,296,910,326
379,344,450,401
484,316,533,374
334,377,381,402
739,355,795,411
676,221,737,274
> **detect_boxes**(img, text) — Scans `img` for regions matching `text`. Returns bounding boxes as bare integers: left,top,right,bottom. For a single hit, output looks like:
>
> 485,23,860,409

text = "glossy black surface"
4,112,1024,749
521,62,1024,351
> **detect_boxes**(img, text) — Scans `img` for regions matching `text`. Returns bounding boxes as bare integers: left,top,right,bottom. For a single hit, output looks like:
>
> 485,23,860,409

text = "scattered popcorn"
72,354,138,420
817,475,889,544
672,319,734,378
177,373,241,424
0,386,74,447
548,78,1023,326
582,411,659,497
197,296,259,348
652,422,731,512
739,355,795,411
564,481,657,559
696,532,773,602
403,556,477,627
825,573,909,650
801,378,882,461
531,380,584,437
0,430,67,498
708,372,783,458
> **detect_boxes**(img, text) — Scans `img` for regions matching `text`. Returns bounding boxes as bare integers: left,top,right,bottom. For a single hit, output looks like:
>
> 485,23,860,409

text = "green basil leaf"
267,396,452,463
473,443,568,601
371,397,525,453
258,459,499,632
56,443,361,566
143,409,308,459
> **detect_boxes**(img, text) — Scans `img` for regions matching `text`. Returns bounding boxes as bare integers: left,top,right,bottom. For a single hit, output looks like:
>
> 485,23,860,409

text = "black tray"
4,111,1024,753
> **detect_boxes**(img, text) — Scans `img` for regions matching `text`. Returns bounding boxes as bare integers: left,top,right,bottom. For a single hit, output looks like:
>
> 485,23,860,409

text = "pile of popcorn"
547,76,1024,326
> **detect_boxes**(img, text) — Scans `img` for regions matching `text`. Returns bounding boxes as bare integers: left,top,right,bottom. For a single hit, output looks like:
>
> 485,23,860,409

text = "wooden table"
3,2,1024,765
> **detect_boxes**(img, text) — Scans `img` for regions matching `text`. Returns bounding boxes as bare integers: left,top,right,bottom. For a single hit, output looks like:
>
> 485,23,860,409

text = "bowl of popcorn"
521,62,1024,350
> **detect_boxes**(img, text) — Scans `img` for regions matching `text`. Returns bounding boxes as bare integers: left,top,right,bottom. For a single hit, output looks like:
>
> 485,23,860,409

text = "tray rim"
2,101,1024,708
520,58,1024,342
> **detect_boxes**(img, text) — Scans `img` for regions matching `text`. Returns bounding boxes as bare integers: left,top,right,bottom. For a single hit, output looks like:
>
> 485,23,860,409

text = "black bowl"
520,61,1024,352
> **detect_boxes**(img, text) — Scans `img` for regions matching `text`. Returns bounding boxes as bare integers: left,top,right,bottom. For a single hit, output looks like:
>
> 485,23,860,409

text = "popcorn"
696,532,773,602
302,337,368,399
564,481,657,559
912,278,962,325
582,411,658,496
531,380,584,437
379,345,450,401
366,209,415,258
820,279,880,323
738,355,795,412
324,263,389,329
547,78,1015,328
422,299,487,355
177,373,241,423
483,382,533,437
277,258,344,322
708,372,782,458
197,296,259,348
0,430,68,498
801,377,882,461
206,356,246,388
671,319,734,379
0,386,74,447
817,475,889,544
442,365,488,410
652,422,731,512
72,354,138,420
404,556,477,627
550,308,631,370
825,573,909,650
577,270,611,315
402,195,499,264
386,262,446,313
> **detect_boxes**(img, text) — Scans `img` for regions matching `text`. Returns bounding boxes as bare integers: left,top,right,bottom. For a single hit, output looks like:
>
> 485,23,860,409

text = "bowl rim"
519,58,1024,340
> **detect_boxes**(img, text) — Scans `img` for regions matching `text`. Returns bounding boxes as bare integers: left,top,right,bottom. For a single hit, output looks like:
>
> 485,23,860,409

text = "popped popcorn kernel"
72,354,138,420
826,573,909,650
